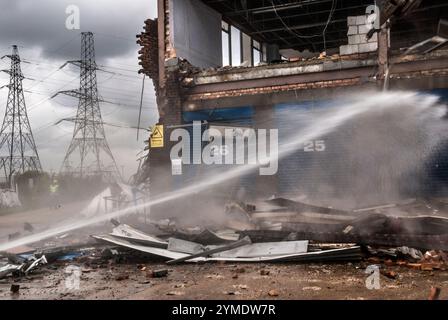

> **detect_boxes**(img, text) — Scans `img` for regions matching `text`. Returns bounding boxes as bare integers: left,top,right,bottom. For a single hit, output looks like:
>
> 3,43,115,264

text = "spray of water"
0,91,444,252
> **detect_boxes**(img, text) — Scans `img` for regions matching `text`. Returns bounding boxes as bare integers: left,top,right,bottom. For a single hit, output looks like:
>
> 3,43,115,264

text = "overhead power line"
56,32,121,182
0,45,43,186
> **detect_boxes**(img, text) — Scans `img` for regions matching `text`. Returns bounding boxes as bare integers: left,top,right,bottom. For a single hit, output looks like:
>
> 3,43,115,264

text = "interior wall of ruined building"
137,0,448,220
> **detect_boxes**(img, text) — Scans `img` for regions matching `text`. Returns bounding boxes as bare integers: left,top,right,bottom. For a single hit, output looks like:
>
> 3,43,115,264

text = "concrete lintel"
188,66,375,95
183,83,377,111
186,57,448,96
194,59,377,86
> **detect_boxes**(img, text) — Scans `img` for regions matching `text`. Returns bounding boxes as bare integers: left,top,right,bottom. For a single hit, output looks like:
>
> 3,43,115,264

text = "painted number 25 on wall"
304,140,326,152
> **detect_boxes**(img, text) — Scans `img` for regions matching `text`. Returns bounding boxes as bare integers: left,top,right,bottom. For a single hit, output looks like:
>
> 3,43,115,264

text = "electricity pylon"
0,45,42,187
55,32,121,182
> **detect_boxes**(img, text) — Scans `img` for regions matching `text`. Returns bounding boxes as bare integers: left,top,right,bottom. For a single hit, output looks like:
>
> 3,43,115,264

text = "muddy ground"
1,260,447,300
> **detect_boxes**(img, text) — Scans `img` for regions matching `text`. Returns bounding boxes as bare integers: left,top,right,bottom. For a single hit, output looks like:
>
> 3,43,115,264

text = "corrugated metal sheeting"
181,107,257,199
275,100,354,199
179,89,448,201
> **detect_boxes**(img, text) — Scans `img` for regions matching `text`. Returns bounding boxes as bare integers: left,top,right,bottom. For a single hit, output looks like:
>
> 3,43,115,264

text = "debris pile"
92,224,362,263
0,189,21,208
232,197,448,252
2,197,448,289
0,255,47,280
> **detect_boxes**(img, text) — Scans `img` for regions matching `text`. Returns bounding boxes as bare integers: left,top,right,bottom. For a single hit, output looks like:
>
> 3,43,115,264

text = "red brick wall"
137,19,159,87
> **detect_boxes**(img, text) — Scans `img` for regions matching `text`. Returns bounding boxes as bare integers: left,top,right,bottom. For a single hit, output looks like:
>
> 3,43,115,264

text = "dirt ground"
2,201,448,300
1,260,447,300
0,201,88,244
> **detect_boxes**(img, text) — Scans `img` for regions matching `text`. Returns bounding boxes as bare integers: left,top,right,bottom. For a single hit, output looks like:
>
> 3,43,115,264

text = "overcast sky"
0,0,159,180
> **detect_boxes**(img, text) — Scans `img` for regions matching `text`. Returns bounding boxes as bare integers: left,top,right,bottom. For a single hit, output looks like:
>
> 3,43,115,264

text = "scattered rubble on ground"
2,197,448,299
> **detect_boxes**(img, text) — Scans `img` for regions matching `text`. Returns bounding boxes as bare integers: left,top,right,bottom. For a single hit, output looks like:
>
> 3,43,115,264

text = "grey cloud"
0,0,157,60
0,0,159,179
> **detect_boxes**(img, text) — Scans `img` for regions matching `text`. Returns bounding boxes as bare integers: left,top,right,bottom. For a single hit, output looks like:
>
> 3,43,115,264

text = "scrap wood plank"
166,236,252,265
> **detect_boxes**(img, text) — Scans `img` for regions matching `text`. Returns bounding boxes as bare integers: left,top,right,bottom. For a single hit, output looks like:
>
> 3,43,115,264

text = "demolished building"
136,0,448,215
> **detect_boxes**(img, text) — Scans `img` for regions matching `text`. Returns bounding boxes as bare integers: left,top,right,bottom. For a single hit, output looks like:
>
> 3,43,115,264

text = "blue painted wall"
179,89,448,200
181,106,257,199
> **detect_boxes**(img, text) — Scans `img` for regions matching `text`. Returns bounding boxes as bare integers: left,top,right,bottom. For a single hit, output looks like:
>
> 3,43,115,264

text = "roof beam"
249,18,347,35
249,4,368,24
224,0,333,16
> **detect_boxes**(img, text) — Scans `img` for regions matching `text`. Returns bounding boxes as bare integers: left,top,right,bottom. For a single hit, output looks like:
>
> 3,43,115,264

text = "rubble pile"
2,197,448,289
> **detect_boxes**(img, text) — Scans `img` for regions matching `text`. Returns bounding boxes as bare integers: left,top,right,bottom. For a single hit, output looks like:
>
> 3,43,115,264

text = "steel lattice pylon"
59,32,120,181
0,45,42,186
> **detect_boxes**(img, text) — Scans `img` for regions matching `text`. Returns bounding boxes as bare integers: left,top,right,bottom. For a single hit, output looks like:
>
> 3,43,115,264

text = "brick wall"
137,19,159,84
340,15,378,55
137,12,184,193
135,6,448,198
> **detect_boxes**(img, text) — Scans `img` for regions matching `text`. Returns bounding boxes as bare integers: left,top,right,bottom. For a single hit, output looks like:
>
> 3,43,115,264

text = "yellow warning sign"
150,124,164,148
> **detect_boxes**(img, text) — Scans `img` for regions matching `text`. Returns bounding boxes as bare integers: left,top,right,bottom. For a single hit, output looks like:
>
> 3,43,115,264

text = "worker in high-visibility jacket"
49,179,60,209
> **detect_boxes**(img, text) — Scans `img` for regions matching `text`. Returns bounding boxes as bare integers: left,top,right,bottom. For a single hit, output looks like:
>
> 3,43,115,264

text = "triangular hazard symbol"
152,126,163,139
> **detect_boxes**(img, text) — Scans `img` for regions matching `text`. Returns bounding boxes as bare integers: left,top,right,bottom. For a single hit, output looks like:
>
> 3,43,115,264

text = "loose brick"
347,16,357,26
356,15,366,25
347,26,358,36
349,35,365,45
358,42,378,53
340,44,359,55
